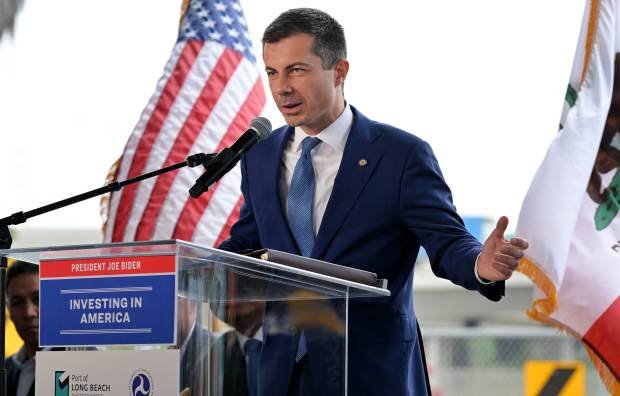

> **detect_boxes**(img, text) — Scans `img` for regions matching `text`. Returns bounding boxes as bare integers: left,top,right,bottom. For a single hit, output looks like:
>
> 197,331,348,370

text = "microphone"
189,117,272,198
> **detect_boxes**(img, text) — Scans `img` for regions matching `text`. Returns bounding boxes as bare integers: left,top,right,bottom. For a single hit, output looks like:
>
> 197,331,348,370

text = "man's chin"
24,328,39,341
282,114,304,127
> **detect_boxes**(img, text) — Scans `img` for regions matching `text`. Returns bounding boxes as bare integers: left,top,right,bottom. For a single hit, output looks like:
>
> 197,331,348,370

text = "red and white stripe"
104,39,265,245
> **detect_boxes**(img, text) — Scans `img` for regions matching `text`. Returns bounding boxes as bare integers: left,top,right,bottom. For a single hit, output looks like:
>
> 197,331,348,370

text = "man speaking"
219,8,528,396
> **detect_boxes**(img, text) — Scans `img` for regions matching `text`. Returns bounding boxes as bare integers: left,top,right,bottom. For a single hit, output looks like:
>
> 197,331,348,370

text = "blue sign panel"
40,274,176,346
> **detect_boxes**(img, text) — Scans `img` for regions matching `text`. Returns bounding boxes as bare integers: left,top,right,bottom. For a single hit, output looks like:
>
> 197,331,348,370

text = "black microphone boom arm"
0,150,215,396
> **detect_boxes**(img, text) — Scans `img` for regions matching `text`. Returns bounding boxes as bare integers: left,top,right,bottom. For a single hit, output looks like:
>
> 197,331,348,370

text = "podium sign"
39,254,177,346
35,350,180,396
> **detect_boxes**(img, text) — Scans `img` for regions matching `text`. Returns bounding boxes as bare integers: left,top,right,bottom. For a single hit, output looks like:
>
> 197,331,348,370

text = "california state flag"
516,0,620,392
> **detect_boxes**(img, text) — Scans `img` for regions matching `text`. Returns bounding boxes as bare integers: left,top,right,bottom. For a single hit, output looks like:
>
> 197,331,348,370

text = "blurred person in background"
5,260,40,396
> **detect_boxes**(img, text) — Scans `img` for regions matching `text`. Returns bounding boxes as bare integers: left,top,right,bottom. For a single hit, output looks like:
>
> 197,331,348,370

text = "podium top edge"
0,239,180,254
0,239,391,297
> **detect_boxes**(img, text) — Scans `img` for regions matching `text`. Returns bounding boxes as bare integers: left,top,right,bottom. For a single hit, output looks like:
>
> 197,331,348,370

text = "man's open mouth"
281,102,302,113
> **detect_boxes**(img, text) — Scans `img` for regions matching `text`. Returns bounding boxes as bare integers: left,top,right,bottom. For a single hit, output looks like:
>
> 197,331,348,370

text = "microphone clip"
189,148,237,198
186,152,217,168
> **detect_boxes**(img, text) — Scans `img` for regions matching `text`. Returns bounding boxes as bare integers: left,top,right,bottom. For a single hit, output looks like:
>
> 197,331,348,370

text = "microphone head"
250,117,272,141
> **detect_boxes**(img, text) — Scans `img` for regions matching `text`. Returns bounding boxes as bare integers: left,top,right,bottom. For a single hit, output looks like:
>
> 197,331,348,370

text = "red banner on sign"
40,255,176,278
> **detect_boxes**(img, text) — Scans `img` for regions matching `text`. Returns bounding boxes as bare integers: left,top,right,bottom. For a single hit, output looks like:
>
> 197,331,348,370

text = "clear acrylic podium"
1,240,389,395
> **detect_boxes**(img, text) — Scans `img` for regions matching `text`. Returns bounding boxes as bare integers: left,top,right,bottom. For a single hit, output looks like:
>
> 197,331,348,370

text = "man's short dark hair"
6,260,39,293
262,8,347,69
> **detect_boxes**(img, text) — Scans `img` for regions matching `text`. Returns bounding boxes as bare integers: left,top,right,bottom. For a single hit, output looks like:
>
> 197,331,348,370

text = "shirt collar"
292,104,353,153
12,346,45,366
236,326,263,351
12,346,28,365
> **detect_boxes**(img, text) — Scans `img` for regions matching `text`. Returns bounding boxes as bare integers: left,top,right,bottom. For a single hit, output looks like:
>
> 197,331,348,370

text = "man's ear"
334,59,349,87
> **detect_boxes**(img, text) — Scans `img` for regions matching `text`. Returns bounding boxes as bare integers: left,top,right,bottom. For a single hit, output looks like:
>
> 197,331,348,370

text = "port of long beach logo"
130,369,153,396
54,369,113,395
55,371,69,396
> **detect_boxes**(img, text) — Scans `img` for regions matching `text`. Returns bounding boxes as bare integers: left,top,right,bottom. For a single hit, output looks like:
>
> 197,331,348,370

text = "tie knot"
301,137,321,155
244,338,262,355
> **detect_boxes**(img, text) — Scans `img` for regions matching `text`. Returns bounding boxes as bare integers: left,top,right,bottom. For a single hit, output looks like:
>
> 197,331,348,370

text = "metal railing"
422,326,608,396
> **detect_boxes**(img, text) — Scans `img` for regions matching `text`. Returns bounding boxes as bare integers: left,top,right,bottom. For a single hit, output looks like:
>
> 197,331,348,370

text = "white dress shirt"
279,104,353,235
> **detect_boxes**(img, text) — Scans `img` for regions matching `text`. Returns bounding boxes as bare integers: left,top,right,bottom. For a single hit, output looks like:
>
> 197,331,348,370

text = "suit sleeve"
218,157,262,252
400,140,504,301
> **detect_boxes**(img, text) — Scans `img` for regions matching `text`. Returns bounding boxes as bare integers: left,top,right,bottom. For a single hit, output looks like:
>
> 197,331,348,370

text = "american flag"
103,0,265,246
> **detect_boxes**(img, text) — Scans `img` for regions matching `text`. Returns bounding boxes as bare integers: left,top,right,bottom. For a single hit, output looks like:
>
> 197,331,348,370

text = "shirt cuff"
474,253,496,285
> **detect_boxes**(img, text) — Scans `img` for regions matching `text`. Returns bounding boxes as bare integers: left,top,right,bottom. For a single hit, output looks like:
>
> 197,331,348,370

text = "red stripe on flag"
111,41,203,242
213,195,243,247
133,48,243,241
171,78,265,242
583,297,620,379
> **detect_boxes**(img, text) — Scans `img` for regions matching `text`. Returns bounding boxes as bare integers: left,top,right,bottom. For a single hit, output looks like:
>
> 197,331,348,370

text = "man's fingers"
481,217,528,282
492,262,514,279
494,253,519,270
509,237,529,250
499,244,525,260
493,216,509,240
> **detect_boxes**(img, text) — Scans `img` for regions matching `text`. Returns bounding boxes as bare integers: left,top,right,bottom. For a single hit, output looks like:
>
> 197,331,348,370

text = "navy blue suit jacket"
219,106,504,395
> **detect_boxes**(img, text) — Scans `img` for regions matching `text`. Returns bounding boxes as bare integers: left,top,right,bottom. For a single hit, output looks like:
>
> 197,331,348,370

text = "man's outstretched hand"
477,216,529,282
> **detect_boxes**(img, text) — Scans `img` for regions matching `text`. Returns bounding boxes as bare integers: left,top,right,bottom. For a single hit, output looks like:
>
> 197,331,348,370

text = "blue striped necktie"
287,137,321,257
244,338,261,396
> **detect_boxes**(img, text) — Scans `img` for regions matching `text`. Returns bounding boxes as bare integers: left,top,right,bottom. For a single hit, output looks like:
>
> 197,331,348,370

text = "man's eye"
291,68,305,74
10,300,23,307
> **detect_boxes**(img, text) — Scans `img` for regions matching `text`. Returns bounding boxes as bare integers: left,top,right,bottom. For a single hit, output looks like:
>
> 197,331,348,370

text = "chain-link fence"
422,326,608,396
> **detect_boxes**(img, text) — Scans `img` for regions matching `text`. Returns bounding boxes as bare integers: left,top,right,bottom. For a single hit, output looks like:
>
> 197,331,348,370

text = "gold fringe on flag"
517,258,620,393
180,0,190,30
581,0,602,84
99,157,120,236
585,344,620,395
517,258,558,318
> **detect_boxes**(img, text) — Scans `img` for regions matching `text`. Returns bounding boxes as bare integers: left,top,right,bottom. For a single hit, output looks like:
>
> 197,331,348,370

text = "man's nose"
25,301,38,317
272,75,293,96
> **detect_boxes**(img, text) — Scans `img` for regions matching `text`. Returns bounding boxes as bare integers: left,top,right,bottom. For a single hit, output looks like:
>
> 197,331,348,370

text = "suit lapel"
259,126,300,254
312,108,384,259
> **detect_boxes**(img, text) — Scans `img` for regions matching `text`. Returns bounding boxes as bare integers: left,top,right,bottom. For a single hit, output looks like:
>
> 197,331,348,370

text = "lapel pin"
358,158,368,167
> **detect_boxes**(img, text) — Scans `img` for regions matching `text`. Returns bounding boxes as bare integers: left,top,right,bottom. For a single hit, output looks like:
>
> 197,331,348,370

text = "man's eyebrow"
285,62,311,70
265,62,312,71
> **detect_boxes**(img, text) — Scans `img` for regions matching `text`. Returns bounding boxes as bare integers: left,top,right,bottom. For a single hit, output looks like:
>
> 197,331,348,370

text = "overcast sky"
0,0,583,236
